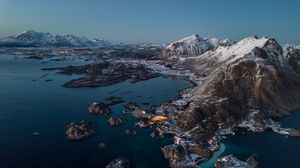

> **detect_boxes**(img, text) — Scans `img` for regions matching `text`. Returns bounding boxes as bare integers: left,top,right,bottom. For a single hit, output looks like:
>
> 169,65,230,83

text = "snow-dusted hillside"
0,30,111,48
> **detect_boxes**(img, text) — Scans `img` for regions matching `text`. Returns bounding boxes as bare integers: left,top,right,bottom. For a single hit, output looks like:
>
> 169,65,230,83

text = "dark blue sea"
0,55,192,168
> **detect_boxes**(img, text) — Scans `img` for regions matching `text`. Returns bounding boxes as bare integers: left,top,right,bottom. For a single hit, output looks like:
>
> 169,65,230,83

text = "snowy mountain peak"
164,34,214,58
15,30,53,43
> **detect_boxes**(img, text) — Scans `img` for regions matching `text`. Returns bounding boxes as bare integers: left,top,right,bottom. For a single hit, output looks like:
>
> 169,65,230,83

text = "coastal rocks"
107,117,127,126
215,154,259,168
105,157,133,168
123,129,137,135
162,144,199,168
87,102,111,116
65,120,96,141
150,127,166,138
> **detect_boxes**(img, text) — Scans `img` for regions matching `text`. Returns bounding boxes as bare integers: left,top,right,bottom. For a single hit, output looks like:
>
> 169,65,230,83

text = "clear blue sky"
0,0,300,44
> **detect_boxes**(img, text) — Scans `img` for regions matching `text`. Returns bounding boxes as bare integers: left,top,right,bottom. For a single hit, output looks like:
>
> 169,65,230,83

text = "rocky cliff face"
285,46,300,74
176,36,300,138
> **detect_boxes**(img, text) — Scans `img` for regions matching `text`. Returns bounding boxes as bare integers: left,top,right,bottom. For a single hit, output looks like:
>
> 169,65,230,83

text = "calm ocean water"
0,55,192,168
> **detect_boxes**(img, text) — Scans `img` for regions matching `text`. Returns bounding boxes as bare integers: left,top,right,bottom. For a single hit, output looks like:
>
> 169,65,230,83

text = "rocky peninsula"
42,62,160,88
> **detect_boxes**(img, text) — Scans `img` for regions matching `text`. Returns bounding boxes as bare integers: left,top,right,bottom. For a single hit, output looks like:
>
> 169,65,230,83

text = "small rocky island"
107,117,127,126
65,120,96,141
87,102,112,116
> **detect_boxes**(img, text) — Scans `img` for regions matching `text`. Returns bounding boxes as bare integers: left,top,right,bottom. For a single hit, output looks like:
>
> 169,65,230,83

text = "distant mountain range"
0,30,111,48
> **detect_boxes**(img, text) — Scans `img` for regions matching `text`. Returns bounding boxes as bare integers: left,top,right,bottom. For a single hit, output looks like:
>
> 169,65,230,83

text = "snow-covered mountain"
162,34,234,59
0,30,111,48
184,36,285,74
163,34,214,58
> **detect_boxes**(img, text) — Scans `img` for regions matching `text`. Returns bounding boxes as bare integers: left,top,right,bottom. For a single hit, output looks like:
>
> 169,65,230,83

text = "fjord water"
0,55,192,168
201,110,300,168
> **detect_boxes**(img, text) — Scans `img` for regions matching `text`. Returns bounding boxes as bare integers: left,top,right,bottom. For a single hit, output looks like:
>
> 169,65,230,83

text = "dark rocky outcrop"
105,157,134,168
65,120,96,141
107,117,127,126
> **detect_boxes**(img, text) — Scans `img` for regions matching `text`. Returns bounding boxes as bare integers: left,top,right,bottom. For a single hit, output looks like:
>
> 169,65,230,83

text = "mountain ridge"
0,30,111,48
